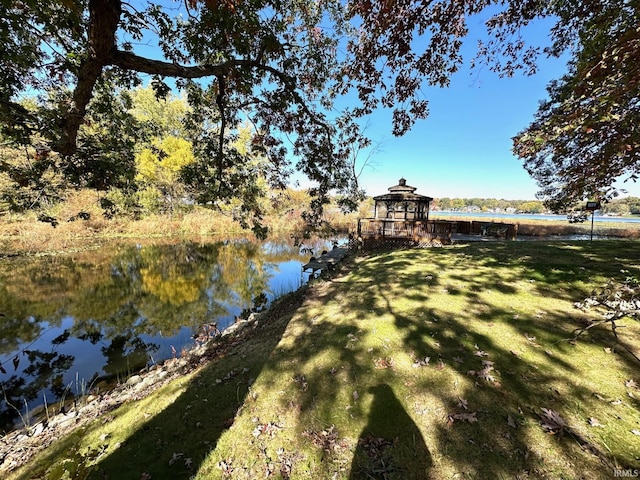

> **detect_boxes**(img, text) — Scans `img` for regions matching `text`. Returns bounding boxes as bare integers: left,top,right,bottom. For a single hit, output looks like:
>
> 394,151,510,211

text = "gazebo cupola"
372,178,433,221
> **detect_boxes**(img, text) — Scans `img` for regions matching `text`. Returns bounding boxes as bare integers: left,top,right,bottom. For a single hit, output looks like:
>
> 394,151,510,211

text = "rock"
30,423,44,436
126,375,142,386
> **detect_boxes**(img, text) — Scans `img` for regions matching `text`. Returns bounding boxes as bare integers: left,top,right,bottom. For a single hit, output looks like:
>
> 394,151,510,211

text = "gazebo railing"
356,219,452,241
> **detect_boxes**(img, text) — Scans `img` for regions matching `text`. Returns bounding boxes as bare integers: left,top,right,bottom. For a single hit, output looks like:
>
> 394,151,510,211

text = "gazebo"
372,178,432,221
353,178,452,249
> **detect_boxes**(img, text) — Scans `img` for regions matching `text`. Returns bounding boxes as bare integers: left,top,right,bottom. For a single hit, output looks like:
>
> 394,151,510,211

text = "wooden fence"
350,218,518,250
352,219,453,250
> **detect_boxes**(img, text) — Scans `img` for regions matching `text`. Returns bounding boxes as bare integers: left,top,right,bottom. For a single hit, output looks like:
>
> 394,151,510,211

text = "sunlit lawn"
9,240,640,479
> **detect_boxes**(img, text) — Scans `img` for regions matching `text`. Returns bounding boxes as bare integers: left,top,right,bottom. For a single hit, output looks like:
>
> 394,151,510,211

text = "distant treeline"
430,197,640,216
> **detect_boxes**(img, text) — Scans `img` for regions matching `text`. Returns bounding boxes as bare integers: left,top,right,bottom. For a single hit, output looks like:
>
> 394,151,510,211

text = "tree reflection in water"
0,238,326,431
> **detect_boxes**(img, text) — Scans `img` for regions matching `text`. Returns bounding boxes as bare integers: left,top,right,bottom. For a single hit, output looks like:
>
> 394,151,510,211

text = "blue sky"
330,15,640,201
351,64,561,200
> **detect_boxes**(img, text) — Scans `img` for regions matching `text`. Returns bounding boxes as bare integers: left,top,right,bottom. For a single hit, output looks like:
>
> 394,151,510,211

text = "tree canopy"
512,1,640,211
1,0,638,229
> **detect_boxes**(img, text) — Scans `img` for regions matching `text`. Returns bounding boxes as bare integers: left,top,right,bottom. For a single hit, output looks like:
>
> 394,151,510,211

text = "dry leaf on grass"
169,452,184,466
292,374,308,391
252,422,283,438
217,459,234,475
412,356,430,368
539,408,567,435
477,364,497,383
588,417,603,427
507,415,518,429
448,412,478,424
302,425,349,453
374,357,394,369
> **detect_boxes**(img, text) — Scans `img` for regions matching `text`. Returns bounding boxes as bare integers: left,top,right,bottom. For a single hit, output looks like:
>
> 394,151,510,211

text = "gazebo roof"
373,178,433,202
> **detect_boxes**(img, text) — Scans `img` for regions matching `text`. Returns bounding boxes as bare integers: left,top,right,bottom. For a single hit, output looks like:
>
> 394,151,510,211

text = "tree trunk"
56,0,121,156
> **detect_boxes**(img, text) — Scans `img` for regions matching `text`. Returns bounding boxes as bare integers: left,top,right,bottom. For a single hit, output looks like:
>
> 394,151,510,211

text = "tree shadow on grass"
349,384,432,480
348,243,640,476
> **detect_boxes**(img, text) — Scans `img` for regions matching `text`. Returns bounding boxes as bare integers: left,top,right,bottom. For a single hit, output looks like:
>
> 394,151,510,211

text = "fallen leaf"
453,356,464,363
477,364,497,383
253,422,283,438
374,357,394,369
539,408,566,434
449,412,478,424
293,374,308,390
412,356,430,368
302,426,348,453
507,415,518,429
457,397,468,410
217,459,234,475
184,458,193,469
611,399,623,405
588,417,603,427
353,390,359,401
140,473,152,480
169,452,184,466
632,429,640,436
625,379,638,389
474,350,489,357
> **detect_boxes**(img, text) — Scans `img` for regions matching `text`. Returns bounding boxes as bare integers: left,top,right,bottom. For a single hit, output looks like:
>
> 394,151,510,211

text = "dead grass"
4,240,640,479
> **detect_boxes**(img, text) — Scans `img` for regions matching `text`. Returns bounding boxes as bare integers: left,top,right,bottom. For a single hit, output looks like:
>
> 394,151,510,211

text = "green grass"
6,241,640,479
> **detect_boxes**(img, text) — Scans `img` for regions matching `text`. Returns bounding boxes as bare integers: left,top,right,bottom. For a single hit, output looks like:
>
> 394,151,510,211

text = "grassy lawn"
7,241,640,479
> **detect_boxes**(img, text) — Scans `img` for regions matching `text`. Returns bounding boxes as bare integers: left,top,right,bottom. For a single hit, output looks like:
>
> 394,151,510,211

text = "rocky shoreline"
0,309,272,474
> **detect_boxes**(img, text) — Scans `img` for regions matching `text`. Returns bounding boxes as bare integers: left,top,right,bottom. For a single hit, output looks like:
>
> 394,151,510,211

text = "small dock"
302,247,349,275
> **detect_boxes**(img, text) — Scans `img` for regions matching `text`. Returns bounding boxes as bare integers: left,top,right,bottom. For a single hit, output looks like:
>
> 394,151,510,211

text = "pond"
0,237,333,432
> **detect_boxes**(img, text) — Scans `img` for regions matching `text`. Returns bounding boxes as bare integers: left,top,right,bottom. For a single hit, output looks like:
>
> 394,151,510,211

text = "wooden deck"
351,218,518,250
352,219,453,250
302,247,350,273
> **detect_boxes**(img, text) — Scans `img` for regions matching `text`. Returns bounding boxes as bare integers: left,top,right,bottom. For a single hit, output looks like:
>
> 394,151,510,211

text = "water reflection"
0,238,327,431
